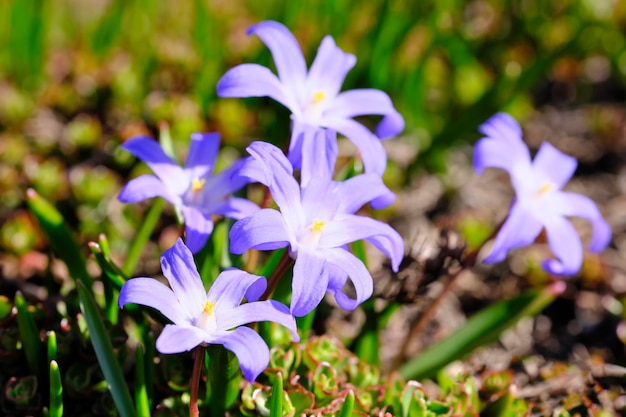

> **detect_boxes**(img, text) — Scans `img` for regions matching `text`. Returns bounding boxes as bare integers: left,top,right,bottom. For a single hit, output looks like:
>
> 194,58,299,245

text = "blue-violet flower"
474,113,611,275
217,20,404,206
119,238,299,382
229,141,404,316
119,133,259,253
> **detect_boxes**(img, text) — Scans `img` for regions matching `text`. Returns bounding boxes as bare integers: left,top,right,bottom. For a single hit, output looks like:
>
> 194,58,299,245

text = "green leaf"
134,345,150,417
77,281,136,417
269,372,283,417
340,390,355,417
399,282,565,380
122,198,165,277
26,189,91,289
206,344,241,415
15,291,42,376
47,331,57,364
49,360,63,417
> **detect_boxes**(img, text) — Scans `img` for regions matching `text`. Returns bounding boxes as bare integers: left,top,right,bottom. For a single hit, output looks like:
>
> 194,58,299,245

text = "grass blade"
399,282,565,380
49,360,63,417
122,198,165,277
339,390,355,417
269,372,283,417
134,345,150,417
77,281,136,417
15,291,43,376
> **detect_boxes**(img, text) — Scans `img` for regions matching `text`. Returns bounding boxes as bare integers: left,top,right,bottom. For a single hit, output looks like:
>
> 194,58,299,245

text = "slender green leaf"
26,189,91,289
135,345,151,417
339,390,355,417
399,282,565,380
77,281,136,417
269,372,283,417
122,198,165,277
89,241,127,289
206,345,240,415
47,331,57,364
49,360,63,417
15,292,43,376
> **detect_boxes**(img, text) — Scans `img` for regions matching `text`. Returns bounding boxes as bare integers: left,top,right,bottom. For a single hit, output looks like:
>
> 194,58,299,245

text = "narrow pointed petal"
184,133,220,178
119,277,187,324
213,198,260,220
160,239,207,318
208,269,266,311
301,177,341,222
319,248,373,310
211,157,255,196
156,324,207,354
307,36,356,97
291,250,329,317
245,142,304,230
548,192,611,252
478,113,523,144
325,89,404,138
218,300,299,341
324,117,387,176
320,214,403,270
118,175,180,205
542,214,583,276
229,209,291,254
298,125,338,187
336,173,394,214
248,21,307,92
213,326,270,382
216,63,294,109
122,136,188,195
532,142,577,189
182,207,214,254
483,203,543,264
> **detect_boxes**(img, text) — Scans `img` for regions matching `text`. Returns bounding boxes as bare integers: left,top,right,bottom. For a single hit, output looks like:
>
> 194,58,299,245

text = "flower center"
300,91,328,124
312,91,326,105
191,178,206,193
195,300,217,333
299,219,326,248
534,182,555,201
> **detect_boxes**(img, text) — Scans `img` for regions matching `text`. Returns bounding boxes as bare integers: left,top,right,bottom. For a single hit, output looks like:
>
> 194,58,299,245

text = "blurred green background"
1,0,626,275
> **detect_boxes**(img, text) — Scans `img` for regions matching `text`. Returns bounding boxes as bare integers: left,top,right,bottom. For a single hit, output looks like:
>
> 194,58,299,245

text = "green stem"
122,198,165,277
261,250,294,301
189,346,205,417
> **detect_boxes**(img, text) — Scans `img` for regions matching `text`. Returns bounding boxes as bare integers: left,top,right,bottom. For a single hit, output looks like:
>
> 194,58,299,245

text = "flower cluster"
118,20,405,382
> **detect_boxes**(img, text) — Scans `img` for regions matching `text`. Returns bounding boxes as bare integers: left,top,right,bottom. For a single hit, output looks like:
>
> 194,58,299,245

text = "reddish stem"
261,250,294,301
189,346,205,417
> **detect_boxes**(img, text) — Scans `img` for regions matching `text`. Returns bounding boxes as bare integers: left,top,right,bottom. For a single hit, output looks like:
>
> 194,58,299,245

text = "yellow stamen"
538,183,554,196
202,300,215,315
310,219,326,233
191,178,206,193
312,91,326,104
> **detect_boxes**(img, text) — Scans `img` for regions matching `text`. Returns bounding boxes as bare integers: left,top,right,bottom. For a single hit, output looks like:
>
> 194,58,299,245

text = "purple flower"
474,113,611,275
217,20,404,205
119,238,299,382
229,141,403,316
119,133,259,253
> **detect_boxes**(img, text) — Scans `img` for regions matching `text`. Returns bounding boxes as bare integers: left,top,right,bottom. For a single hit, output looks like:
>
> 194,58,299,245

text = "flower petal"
160,238,207,318
245,142,304,230
542,214,583,276
212,326,270,382
319,247,373,310
301,177,341,223
184,133,220,179
532,142,577,190
335,173,394,214
483,202,543,264
182,207,214,254
216,63,295,109
213,198,260,220
118,175,180,205
306,36,356,98
122,136,188,195
547,192,611,252
324,117,387,177
291,249,329,317
119,277,187,324
478,113,523,143
319,214,404,270
218,300,299,342
248,21,307,93
229,209,292,254
325,89,404,138
296,124,338,187
155,324,207,354
208,268,267,311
